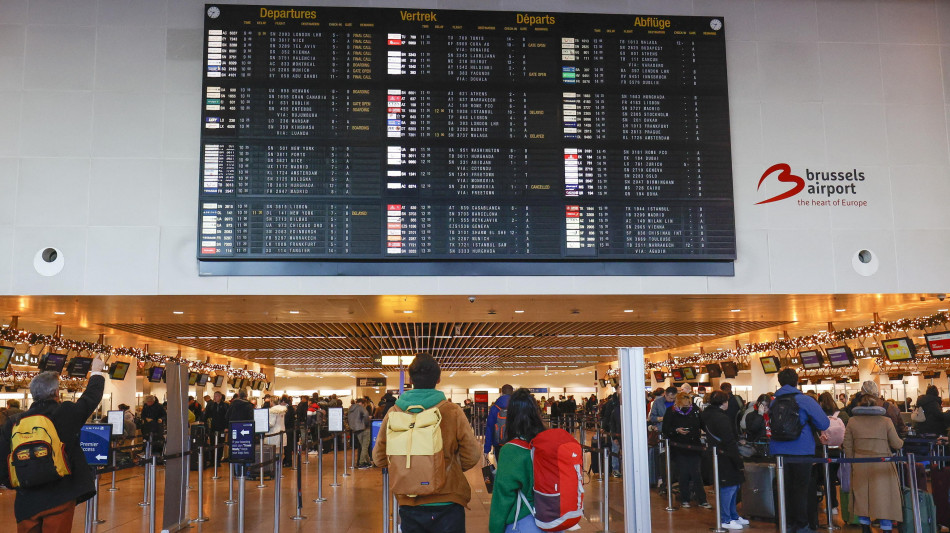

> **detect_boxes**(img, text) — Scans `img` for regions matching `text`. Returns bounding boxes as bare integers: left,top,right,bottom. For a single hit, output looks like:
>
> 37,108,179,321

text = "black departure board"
198,5,736,276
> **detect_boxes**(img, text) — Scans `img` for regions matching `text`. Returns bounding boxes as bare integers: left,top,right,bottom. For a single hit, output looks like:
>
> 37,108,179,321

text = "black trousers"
399,503,465,533
676,452,707,504
783,459,819,531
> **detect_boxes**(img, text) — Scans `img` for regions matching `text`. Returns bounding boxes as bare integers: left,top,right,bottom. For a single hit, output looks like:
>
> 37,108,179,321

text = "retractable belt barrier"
236,443,283,533
772,450,950,533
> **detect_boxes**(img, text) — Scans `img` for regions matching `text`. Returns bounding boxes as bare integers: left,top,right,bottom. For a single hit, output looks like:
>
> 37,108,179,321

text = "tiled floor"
0,451,866,532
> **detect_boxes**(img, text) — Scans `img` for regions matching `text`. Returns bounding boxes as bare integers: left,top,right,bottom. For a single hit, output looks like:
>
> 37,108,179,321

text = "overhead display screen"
198,5,736,275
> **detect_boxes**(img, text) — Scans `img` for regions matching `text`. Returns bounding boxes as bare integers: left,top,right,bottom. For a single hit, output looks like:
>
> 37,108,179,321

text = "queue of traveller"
648,367,950,533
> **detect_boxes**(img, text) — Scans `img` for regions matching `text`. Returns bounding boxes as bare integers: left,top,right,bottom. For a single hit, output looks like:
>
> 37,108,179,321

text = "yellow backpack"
8,415,71,488
385,401,445,497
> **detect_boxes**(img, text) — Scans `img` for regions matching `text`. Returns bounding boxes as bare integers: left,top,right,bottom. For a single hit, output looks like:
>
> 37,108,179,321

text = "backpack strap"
515,490,536,525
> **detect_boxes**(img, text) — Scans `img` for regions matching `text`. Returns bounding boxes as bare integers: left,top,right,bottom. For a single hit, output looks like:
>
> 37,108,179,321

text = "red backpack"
509,428,584,532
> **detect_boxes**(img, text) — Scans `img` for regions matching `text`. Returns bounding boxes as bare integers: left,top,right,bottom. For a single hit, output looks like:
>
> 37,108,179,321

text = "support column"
857,358,875,384
618,347,651,533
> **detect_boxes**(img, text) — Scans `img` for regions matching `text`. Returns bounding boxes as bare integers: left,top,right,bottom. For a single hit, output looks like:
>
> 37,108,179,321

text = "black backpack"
769,393,803,441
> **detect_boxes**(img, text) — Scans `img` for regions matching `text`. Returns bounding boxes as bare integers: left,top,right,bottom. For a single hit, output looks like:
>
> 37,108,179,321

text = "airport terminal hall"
2,1,950,532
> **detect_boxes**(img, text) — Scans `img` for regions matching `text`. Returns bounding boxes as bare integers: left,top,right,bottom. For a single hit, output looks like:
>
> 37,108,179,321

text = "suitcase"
740,462,777,521
901,487,938,533
930,468,950,526
246,444,277,480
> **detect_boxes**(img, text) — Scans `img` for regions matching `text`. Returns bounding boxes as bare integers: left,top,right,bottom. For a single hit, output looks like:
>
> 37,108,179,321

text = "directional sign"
80,424,111,466
107,410,124,437
254,408,269,434
229,421,255,463
328,407,343,433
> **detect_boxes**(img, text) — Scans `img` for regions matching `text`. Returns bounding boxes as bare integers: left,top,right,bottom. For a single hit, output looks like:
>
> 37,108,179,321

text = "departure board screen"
198,5,736,276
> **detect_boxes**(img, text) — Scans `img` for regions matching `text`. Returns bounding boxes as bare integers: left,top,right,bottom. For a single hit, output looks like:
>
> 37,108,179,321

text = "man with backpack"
769,367,830,533
484,384,513,462
373,353,480,532
0,362,106,532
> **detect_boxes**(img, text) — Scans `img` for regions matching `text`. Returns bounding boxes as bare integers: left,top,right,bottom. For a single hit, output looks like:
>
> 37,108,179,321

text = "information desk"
199,5,736,275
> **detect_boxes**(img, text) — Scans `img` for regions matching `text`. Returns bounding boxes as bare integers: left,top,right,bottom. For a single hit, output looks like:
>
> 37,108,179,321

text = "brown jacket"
843,408,904,522
373,398,480,507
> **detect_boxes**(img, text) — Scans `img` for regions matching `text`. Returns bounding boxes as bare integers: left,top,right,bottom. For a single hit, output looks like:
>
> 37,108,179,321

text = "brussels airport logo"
755,163,869,208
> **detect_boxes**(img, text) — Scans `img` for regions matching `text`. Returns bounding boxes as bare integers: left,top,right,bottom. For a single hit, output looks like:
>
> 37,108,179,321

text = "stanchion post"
908,452,922,533
291,426,298,471
273,441,282,533
84,497,94,533
148,455,157,533
664,439,675,512
93,472,105,524
822,445,839,531
212,432,221,480
777,455,787,533
342,430,350,477
330,433,341,487
351,430,357,469
291,430,307,519
192,444,209,522
602,447,610,533
226,457,237,505
382,468,390,533
238,466,246,533
108,443,119,491
709,446,725,533
313,421,326,503
139,440,151,507
303,423,310,465
257,434,267,489
392,493,399,532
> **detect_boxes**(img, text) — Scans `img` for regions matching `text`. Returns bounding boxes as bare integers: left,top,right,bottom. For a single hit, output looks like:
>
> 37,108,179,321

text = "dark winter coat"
227,398,255,424
914,393,947,436
204,400,229,432
744,411,767,442
701,407,745,487
661,404,704,456
0,375,104,522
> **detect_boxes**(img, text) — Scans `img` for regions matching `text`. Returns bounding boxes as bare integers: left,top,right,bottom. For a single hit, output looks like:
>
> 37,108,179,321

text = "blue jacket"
484,394,510,453
768,385,830,456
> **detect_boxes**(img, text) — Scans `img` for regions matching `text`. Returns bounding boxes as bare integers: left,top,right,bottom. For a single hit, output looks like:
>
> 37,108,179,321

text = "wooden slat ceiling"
100,319,789,372
0,293,943,375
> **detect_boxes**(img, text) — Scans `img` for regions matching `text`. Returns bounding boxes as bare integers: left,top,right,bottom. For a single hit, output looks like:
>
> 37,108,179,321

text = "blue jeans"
859,517,893,530
719,484,739,523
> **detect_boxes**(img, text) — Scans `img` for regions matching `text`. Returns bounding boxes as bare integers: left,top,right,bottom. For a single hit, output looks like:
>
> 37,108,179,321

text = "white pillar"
857,358,875,384
102,357,137,411
618,348,651,533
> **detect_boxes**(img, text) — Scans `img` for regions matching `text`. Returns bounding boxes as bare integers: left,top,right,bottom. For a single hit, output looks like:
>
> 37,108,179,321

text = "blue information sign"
80,424,111,466
527,388,549,394
229,421,255,463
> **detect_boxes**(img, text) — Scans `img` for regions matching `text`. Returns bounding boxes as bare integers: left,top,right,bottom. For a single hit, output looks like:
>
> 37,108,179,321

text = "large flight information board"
198,5,736,276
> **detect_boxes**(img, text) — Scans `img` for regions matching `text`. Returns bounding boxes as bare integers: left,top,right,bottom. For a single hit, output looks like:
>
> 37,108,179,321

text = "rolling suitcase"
246,444,277,480
930,467,950,527
740,461,777,521
901,487,938,533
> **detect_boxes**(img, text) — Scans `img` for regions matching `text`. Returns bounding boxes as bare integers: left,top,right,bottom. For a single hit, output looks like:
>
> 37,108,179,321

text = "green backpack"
901,487,937,533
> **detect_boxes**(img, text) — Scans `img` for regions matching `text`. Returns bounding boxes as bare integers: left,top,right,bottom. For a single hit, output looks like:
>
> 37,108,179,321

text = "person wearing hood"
373,353,480,532
859,381,905,435
843,394,904,533
485,384,514,462
914,385,947,436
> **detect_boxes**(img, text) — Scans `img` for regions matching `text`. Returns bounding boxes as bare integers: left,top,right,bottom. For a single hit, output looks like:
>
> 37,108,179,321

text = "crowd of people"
5,358,950,533
646,368,950,533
